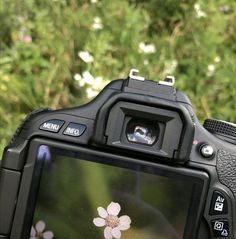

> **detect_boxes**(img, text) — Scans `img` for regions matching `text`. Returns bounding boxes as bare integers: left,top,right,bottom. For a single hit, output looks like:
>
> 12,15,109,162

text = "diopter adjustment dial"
203,119,236,145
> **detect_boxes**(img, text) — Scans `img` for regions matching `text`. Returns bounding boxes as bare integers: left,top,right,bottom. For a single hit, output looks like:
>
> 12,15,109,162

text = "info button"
63,123,86,137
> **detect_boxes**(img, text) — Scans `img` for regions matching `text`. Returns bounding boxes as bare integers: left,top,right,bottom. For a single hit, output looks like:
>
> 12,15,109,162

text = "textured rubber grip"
217,149,236,199
9,108,51,145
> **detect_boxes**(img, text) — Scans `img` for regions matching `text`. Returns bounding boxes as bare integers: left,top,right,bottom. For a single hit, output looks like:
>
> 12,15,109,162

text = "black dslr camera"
0,69,236,239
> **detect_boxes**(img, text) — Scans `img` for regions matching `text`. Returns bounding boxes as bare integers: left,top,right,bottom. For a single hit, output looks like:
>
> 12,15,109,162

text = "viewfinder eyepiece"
126,118,159,145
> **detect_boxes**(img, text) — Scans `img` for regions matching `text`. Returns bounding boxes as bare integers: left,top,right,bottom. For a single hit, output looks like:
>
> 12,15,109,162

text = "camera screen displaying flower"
32,147,194,239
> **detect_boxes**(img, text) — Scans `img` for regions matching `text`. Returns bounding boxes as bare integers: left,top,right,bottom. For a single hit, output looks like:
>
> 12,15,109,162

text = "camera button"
211,219,229,238
210,191,228,215
63,123,86,137
39,119,65,132
200,144,215,158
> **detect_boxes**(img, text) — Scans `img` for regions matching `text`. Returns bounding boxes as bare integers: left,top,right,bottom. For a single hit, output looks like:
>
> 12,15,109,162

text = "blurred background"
0,0,236,156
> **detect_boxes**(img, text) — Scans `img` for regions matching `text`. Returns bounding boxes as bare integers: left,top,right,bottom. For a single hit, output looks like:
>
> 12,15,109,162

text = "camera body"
0,70,236,239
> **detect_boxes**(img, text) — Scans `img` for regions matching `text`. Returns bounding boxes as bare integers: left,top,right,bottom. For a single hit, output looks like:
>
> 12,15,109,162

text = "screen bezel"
9,138,209,239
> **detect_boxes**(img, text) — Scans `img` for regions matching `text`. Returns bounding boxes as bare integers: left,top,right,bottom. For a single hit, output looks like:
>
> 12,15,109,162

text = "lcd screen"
31,146,195,239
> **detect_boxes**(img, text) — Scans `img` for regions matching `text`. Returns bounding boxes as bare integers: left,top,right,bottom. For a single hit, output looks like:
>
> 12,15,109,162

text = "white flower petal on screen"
118,222,130,231
43,231,54,239
30,227,36,236
93,217,106,227
98,206,108,218
118,215,131,231
104,226,113,239
107,202,121,216
112,228,121,239
35,220,46,233
119,215,131,225
31,220,54,239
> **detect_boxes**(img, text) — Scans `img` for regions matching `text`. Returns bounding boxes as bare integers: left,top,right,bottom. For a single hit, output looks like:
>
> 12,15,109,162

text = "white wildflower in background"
144,59,149,65
20,35,32,43
219,5,230,13
78,51,94,63
30,220,54,239
74,73,82,82
93,202,131,239
16,15,27,24
18,27,32,44
74,71,108,98
206,64,216,77
86,88,99,98
91,0,98,3
91,17,103,30
92,76,104,89
205,57,220,77
138,42,156,54
164,59,178,75
76,71,94,86
214,56,221,63
194,3,207,18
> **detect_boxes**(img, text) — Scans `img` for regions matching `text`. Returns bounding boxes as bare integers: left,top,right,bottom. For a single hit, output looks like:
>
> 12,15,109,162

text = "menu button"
40,119,65,133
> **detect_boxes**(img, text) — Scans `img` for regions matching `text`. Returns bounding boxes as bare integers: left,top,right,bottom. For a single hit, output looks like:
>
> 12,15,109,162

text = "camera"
0,69,236,239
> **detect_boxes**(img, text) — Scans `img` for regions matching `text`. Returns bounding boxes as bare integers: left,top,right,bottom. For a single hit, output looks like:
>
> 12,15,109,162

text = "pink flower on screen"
93,202,131,239
30,220,54,239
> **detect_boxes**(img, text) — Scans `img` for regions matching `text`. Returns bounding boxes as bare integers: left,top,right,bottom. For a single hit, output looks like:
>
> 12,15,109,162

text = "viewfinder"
126,118,159,145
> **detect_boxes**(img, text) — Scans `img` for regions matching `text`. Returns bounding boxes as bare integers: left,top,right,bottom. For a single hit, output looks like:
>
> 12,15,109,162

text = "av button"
210,191,228,215
63,123,86,137
211,219,229,237
40,119,65,133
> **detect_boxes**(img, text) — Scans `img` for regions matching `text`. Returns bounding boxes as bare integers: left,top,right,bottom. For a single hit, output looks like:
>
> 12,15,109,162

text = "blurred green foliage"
0,0,236,156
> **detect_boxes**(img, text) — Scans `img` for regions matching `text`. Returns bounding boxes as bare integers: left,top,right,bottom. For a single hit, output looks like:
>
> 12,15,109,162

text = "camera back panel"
0,72,236,239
